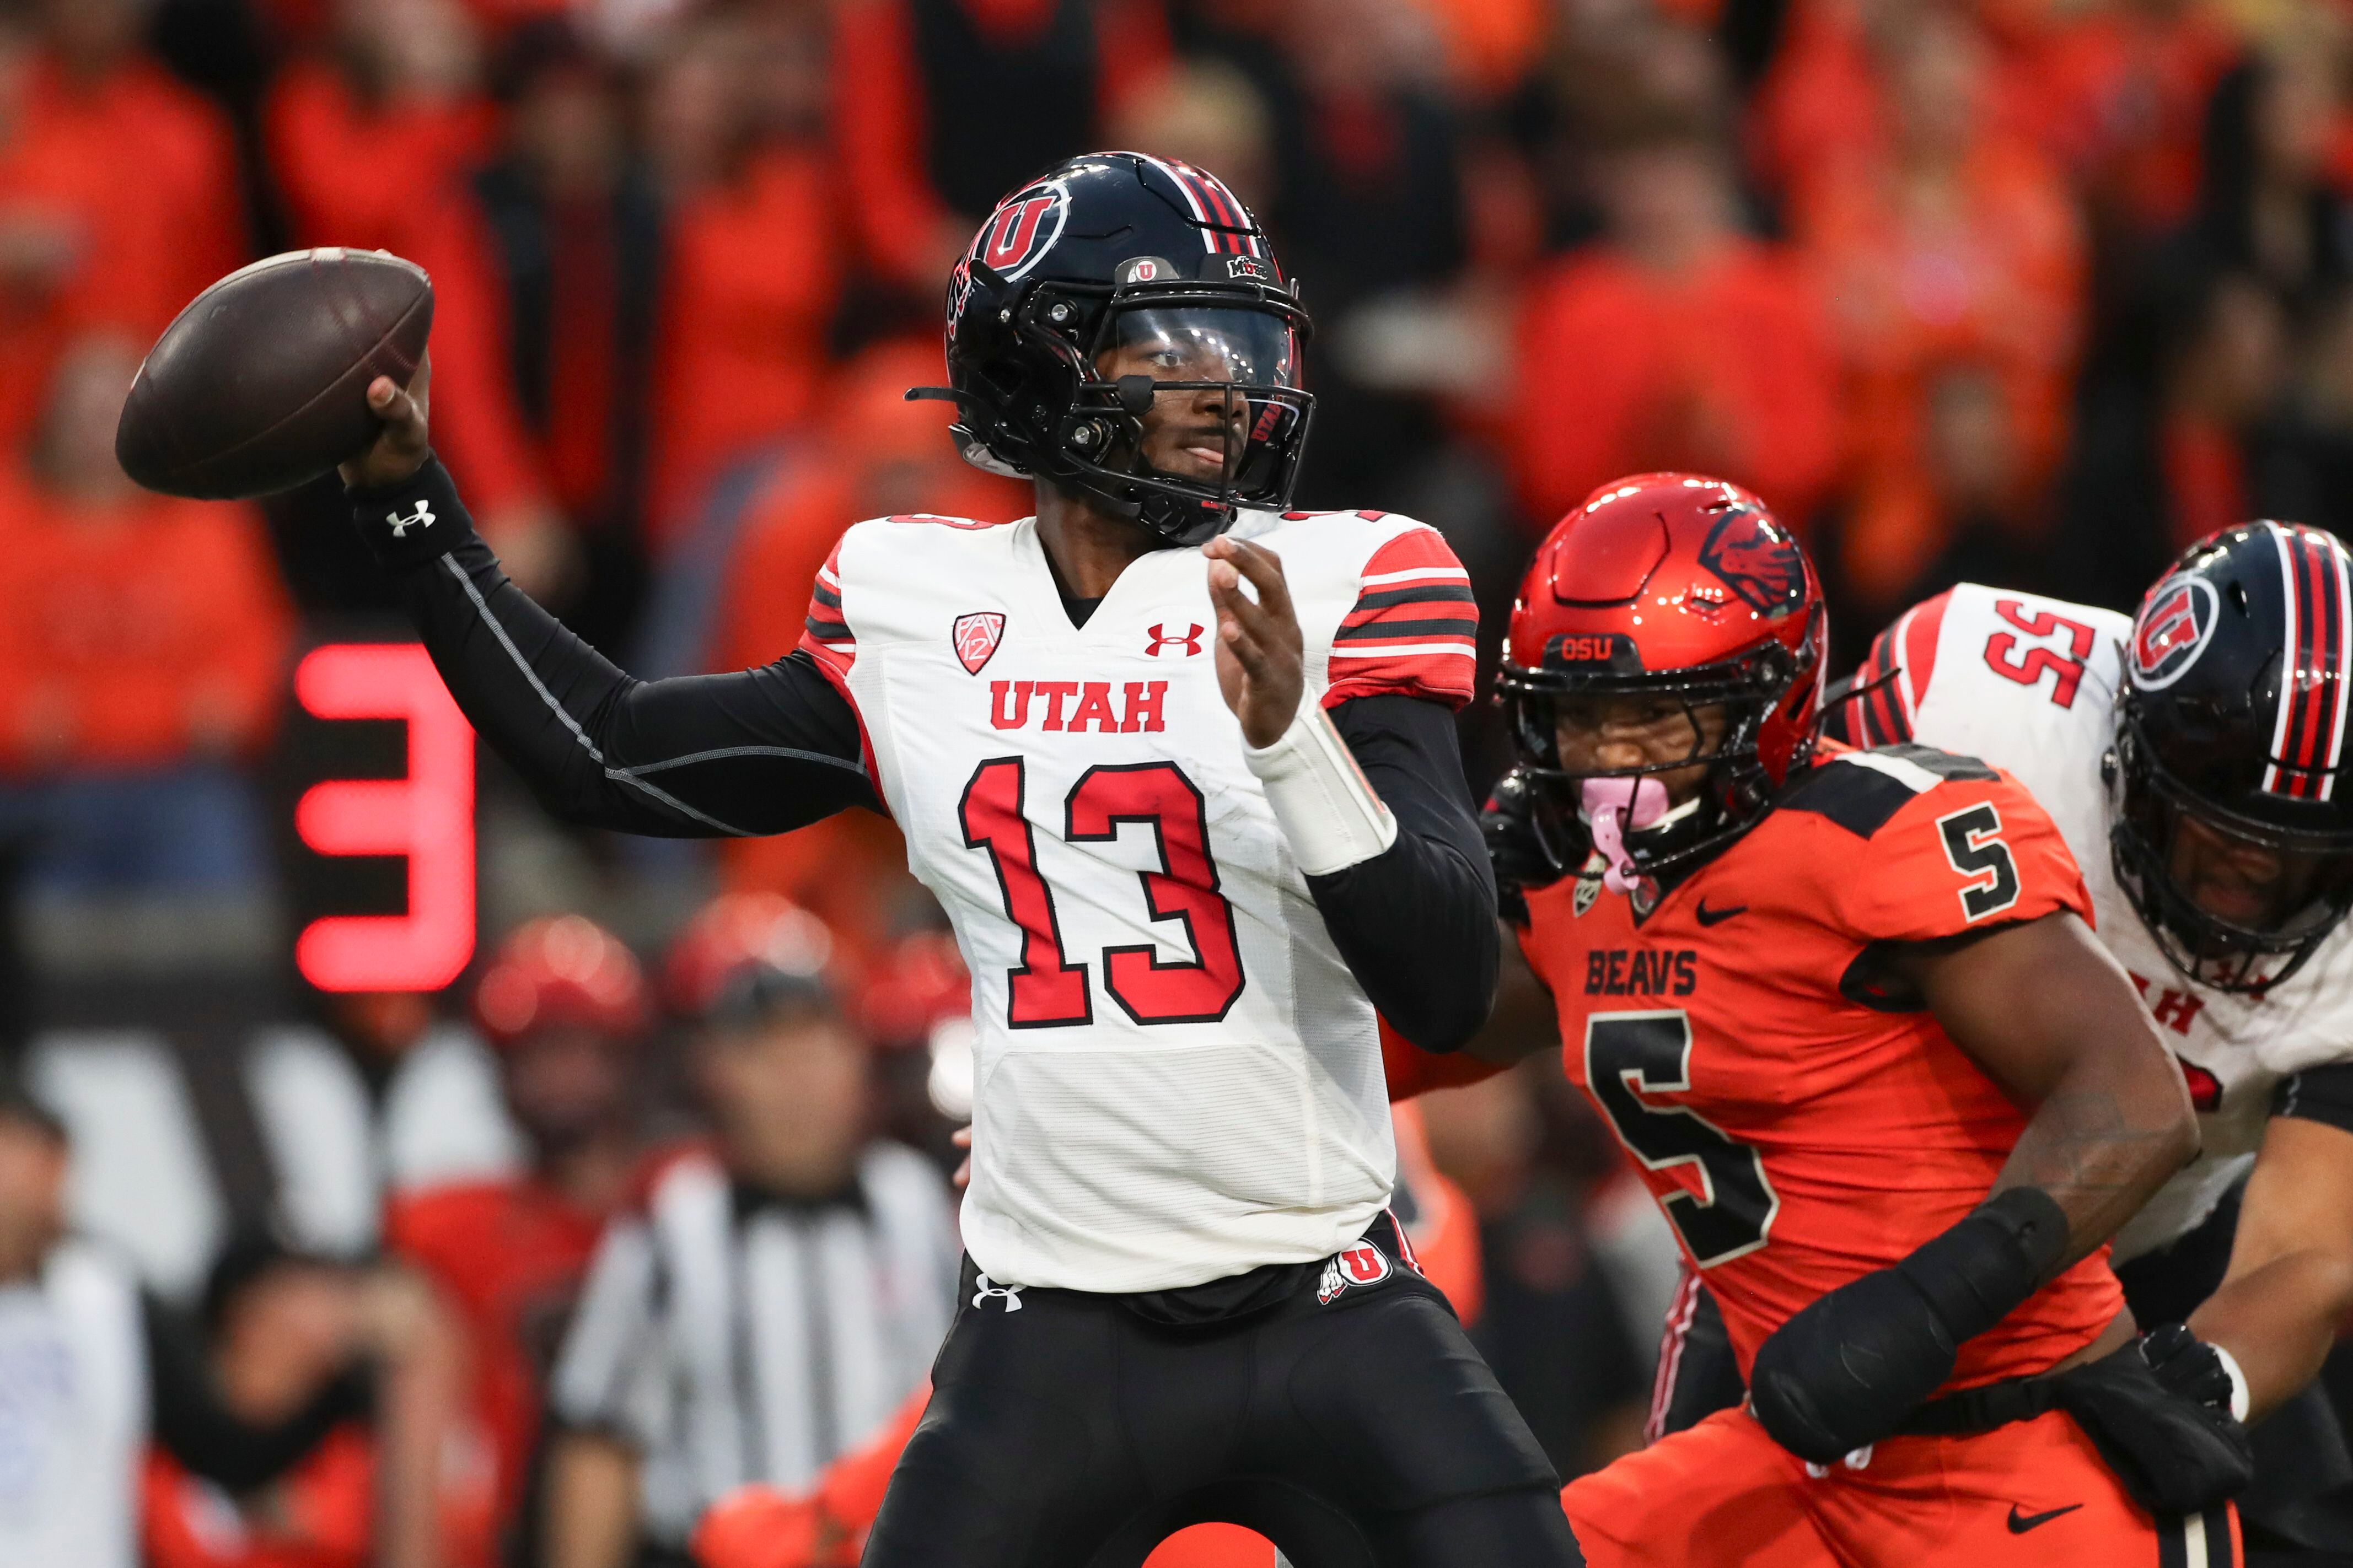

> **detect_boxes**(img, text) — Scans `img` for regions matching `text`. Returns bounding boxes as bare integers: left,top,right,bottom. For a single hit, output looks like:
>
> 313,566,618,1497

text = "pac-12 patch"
1316,1242,1394,1305
953,612,1006,676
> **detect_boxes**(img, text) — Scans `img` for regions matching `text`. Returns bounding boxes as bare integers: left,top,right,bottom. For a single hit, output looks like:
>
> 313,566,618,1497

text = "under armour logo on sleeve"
386,500,437,538
972,1274,1024,1312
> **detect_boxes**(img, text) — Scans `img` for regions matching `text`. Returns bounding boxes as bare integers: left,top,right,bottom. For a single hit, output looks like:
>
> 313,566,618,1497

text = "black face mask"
2110,719,2353,993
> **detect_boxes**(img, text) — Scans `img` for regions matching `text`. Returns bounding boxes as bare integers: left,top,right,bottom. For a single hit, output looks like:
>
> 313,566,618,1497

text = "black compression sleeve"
348,457,877,836
1311,696,1500,1053
143,1294,372,1492
2275,1062,2353,1134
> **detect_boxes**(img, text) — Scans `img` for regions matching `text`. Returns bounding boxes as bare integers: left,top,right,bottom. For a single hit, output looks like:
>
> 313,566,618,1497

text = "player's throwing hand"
339,357,434,491
1204,534,1303,748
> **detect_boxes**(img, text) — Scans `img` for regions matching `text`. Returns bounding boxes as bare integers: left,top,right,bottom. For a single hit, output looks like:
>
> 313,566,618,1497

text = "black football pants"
861,1222,1583,1567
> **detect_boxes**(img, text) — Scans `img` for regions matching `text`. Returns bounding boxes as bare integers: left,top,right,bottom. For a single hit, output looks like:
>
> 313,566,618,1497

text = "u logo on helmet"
2131,576,2218,690
973,184,1070,282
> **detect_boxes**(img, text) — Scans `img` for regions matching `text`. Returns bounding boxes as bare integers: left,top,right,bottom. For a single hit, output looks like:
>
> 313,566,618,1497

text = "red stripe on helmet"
2292,531,2330,791
1174,159,1247,254
2263,523,2301,796
2307,529,2350,797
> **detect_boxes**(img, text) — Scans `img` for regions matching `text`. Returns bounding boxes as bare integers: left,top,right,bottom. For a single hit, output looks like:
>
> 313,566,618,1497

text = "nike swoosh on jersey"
1694,899,1748,927
2006,1503,2083,1534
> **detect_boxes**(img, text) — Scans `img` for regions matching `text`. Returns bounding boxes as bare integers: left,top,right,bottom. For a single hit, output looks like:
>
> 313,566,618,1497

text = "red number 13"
960,758,1247,1027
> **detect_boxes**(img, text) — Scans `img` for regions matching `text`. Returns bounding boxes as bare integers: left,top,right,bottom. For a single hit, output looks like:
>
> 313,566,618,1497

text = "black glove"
1749,1187,2070,1462
2054,1324,2253,1515
1483,769,1554,928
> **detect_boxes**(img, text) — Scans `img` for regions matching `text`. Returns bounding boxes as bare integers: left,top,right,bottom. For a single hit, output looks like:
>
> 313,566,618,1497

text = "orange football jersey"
1520,743,2125,1394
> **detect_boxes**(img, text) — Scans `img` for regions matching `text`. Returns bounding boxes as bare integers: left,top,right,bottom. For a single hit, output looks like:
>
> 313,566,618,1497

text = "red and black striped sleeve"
798,539,857,682
1826,591,1950,748
1323,526,1479,709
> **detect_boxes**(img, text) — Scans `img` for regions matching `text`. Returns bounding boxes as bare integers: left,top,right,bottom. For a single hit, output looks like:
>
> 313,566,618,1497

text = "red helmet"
473,915,649,1049
1498,473,1826,880
664,892,841,1022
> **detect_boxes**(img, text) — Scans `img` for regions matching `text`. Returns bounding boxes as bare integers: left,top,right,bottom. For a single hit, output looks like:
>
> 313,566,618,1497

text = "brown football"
115,248,433,500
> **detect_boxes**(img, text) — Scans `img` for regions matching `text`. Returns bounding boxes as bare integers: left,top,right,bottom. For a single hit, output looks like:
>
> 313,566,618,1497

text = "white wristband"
1244,692,1398,877
2211,1342,2252,1422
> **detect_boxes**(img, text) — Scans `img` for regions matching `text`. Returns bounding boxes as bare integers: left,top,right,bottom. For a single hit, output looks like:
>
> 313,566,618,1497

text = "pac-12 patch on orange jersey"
1519,743,2123,1396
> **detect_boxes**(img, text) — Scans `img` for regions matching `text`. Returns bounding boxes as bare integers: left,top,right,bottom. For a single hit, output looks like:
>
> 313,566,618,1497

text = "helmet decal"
1131,152,1266,257
1699,506,1807,617
2129,573,2218,691
2263,521,2353,802
973,183,1070,281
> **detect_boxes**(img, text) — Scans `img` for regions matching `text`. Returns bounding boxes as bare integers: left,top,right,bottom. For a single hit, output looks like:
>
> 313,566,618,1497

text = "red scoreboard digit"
290,643,475,992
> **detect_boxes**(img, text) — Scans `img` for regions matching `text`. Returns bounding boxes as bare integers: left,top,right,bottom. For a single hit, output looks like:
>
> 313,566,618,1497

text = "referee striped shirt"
550,1140,959,1546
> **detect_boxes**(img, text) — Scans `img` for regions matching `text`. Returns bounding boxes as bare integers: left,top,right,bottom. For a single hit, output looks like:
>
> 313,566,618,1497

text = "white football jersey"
1845,581,2353,1257
800,508,1476,1292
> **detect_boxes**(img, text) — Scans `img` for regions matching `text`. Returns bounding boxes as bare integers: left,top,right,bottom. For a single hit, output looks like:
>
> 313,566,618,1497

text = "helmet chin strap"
1580,777,1680,893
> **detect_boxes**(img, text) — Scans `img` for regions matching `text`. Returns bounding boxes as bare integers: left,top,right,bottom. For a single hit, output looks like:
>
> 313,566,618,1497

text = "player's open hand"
1204,535,1304,749
339,353,433,491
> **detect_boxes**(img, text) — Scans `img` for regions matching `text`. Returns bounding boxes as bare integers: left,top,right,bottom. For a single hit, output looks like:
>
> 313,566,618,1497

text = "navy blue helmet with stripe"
918,152,1314,547
2113,522,2353,991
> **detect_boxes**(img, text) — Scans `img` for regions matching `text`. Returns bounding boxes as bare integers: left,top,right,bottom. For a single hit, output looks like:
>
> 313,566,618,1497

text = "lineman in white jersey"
330,152,1579,1565
1803,524,2353,1553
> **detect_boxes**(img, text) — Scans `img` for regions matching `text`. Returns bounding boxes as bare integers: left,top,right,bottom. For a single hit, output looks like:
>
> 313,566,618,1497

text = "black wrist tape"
346,456,475,572
1894,1186,2071,1345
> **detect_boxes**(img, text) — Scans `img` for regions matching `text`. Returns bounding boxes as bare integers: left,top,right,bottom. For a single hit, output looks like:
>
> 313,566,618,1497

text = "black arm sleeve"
143,1294,373,1494
2274,1062,2353,1134
1310,695,1500,1053
349,457,878,837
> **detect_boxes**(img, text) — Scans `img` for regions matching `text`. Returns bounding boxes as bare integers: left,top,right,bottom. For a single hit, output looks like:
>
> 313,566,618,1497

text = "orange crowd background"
0,0,2342,920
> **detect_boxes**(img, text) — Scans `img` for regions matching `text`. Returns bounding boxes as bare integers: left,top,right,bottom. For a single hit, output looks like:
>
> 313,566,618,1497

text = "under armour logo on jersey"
1146,622,1205,658
971,1274,1024,1313
385,500,436,538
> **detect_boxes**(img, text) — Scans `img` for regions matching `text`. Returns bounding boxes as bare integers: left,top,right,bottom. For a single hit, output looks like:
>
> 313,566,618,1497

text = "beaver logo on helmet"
972,184,1069,282
1699,506,1807,617
2130,574,2218,690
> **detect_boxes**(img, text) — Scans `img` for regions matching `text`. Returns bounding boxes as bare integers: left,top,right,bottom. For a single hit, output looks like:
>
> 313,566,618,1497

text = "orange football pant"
1563,1405,2241,1567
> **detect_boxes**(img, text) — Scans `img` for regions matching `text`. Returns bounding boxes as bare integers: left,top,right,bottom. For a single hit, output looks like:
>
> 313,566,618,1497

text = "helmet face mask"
1501,639,1809,881
2110,522,2353,993
2110,707,2353,992
937,155,1317,547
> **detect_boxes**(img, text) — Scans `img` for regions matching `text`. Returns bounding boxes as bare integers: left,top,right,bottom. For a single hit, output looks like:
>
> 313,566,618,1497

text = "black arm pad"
1896,1185,2072,1343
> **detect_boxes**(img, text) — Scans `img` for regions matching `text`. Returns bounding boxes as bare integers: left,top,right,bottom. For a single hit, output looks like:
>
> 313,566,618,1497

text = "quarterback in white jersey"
800,504,1473,1292
332,151,1581,1565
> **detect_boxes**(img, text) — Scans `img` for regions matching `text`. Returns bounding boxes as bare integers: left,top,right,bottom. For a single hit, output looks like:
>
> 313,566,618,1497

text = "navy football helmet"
2113,522,2353,990
918,152,1314,547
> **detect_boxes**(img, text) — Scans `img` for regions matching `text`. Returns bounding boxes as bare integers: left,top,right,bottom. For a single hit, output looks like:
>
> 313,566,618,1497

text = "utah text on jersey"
797,508,1475,1294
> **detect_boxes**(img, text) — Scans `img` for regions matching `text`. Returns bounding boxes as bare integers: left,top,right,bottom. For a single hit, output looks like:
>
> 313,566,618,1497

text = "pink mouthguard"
1582,775,1670,893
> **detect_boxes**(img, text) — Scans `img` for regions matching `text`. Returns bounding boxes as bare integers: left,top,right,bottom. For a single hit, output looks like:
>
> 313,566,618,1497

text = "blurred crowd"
3,0,2353,1561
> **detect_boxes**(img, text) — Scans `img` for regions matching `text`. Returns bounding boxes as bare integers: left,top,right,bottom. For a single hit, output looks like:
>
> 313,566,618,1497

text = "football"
115,247,433,500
